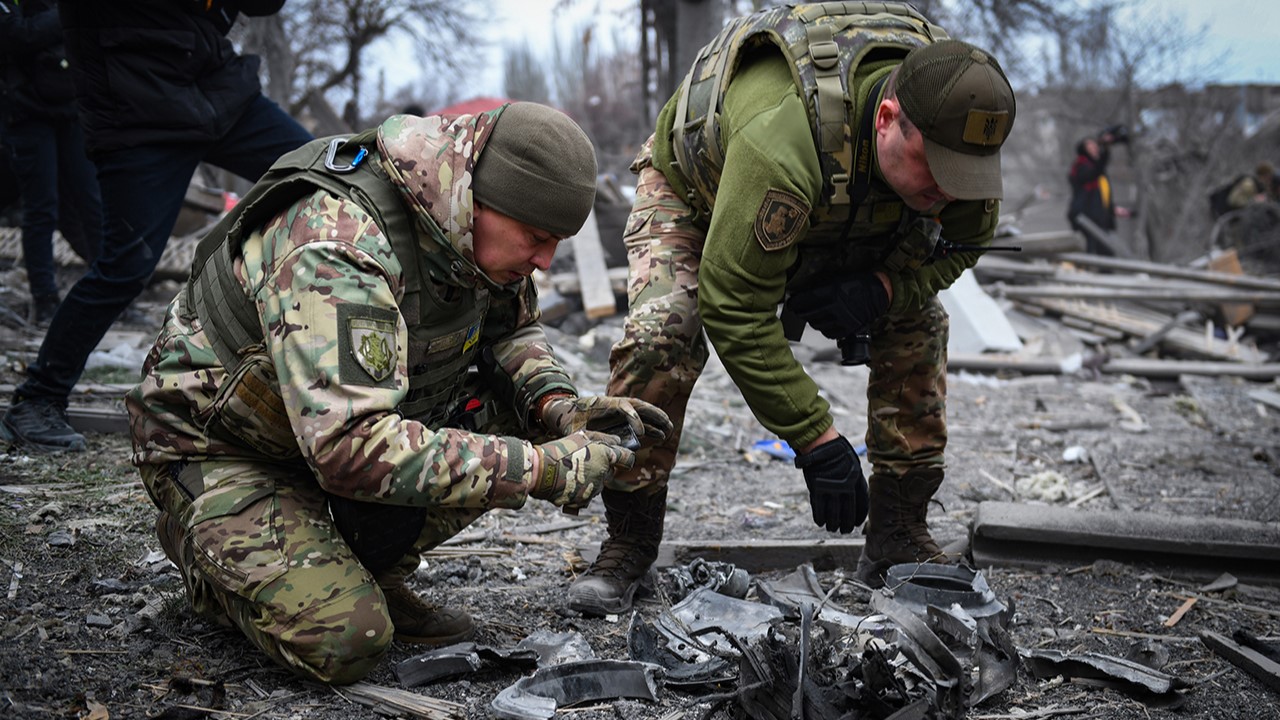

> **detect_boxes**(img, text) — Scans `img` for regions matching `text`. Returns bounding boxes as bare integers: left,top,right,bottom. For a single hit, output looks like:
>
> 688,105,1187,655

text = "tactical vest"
184,131,491,451
671,1,947,253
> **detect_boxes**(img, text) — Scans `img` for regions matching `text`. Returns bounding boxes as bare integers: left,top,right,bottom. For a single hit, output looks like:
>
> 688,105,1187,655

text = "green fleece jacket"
650,52,999,449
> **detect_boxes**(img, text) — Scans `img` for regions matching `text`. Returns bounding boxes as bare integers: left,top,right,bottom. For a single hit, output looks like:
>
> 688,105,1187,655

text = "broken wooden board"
1200,631,1280,693
971,501,1280,585
572,208,618,319
1022,297,1266,362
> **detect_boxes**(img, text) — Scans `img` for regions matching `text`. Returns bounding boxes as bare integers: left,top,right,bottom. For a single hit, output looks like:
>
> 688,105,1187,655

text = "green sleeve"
886,198,1000,312
697,56,832,449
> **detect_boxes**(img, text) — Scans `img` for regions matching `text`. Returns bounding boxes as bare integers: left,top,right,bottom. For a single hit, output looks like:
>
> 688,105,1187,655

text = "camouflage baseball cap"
473,102,597,237
897,40,1016,200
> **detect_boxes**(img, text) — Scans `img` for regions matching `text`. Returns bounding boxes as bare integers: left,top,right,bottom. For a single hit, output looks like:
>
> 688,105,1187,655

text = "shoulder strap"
185,128,420,373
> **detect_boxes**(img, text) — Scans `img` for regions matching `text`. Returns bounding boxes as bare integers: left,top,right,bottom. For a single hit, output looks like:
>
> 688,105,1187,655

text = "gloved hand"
787,272,889,340
541,394,673,444
794,435,868,534
530,431,636,508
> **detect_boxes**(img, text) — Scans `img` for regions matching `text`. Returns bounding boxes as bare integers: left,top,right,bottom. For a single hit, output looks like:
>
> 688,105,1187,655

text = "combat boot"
855,468,947,588
567,487,666,616
376,575,474,646
2,397,86,452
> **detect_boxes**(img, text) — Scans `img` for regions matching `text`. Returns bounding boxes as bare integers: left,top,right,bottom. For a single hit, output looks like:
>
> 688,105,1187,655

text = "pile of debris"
370,559,1241,720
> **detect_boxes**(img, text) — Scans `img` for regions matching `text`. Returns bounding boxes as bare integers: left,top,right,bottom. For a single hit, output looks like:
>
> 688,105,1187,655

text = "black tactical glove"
787,273,889,340
794,435,868,534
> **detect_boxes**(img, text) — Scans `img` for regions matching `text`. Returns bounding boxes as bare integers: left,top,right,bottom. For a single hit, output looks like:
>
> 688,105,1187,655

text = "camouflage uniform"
128,109,583,684
610,4,998,493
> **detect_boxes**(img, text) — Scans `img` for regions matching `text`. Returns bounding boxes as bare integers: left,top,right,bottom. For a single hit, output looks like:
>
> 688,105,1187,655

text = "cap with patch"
896,40,1016,200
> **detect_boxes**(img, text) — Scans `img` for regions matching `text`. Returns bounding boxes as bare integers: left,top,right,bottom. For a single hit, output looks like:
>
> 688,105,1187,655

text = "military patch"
338,304,399,388
754,189,809,251
462,322,481,353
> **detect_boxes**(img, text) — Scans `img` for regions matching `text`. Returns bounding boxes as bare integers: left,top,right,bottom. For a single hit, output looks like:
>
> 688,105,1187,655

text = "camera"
1102,124,1130,145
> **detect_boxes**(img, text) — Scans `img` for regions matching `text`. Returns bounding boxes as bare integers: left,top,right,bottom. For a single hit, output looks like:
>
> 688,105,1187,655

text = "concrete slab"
939,272,1024,355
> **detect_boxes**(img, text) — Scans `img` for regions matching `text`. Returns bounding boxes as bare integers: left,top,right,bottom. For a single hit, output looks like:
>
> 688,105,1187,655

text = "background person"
0,0,103,326
2,0,313,451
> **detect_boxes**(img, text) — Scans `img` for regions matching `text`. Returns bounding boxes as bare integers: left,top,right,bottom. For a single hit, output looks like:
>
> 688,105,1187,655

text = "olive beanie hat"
472,102,598,237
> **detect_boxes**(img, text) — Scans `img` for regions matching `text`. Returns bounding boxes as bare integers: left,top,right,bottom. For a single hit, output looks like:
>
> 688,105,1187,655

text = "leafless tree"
263,0,479,130
503,43,553,106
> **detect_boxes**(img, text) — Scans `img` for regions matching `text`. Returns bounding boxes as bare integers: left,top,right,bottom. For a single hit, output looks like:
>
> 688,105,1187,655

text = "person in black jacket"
1,0,312,452
0,0,103,326
1066,130,1130,255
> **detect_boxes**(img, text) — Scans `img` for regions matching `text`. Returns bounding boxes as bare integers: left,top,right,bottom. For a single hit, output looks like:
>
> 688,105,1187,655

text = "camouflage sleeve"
481,280,578,428
247,191,534,509
885,198,999,312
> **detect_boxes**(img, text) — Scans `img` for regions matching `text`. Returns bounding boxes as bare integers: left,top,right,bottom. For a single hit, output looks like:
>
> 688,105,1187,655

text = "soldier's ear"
874,97,901,134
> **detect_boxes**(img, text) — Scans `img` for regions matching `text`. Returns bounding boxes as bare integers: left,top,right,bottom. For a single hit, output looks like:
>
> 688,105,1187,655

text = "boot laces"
590,537,655,581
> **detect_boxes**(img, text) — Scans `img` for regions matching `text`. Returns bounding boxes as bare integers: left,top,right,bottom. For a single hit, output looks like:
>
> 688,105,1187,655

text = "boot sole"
566,579,641,617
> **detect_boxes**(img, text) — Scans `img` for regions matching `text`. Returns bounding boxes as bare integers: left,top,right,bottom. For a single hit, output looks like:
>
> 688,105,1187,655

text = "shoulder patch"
754,189,809,251
338,304,400,388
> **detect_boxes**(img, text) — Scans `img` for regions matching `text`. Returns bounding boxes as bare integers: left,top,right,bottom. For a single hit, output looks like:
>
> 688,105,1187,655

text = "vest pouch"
201,352,301,460
185,474,288,601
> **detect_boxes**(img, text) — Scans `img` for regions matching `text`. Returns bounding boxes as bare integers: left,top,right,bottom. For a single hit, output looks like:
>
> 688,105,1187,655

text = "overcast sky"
474,0,1280,95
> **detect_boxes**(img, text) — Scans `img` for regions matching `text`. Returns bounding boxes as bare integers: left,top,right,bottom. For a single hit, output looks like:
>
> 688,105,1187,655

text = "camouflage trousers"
139,388,523,684
607,138,947,492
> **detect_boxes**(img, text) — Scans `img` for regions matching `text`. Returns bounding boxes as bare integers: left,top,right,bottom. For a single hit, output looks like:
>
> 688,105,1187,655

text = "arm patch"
338,303,399,388
754,189,809,251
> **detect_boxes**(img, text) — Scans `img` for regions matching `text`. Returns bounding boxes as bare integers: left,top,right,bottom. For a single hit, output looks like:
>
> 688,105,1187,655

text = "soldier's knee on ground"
263,586,394,685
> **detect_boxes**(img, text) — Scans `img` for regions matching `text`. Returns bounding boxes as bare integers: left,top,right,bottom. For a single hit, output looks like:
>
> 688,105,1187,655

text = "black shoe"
29,294,60,328
2,398,87,453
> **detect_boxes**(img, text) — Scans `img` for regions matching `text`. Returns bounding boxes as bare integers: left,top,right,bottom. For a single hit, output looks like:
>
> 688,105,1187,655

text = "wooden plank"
1073,214,1133,258
1023,297,1265,362
1200,631,1280,693
1132,310,1201,355
1054,252,1280,292
981,230,1085,256
1100,359,1280,380
996,284,1280,305
946,353,1075,375
971,501,1280,585
573,208,619,319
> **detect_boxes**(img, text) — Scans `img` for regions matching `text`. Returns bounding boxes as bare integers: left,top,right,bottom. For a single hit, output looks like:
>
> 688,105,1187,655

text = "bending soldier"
568,3,1015,615
127,103,671,684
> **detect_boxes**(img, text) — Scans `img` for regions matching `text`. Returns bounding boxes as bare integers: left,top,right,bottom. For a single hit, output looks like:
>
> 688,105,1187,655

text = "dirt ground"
2,283,1280,720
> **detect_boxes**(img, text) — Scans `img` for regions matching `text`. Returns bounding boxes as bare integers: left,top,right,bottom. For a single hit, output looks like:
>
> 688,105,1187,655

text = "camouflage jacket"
126,110,576,511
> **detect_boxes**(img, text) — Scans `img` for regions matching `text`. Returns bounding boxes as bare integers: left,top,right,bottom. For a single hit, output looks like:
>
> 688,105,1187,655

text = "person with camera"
1067,125,1131,254
566,3,1016,615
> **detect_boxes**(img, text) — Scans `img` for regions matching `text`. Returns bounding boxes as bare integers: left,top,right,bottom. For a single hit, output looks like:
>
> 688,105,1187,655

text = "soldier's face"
875,99,954,213
472,203,563,284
